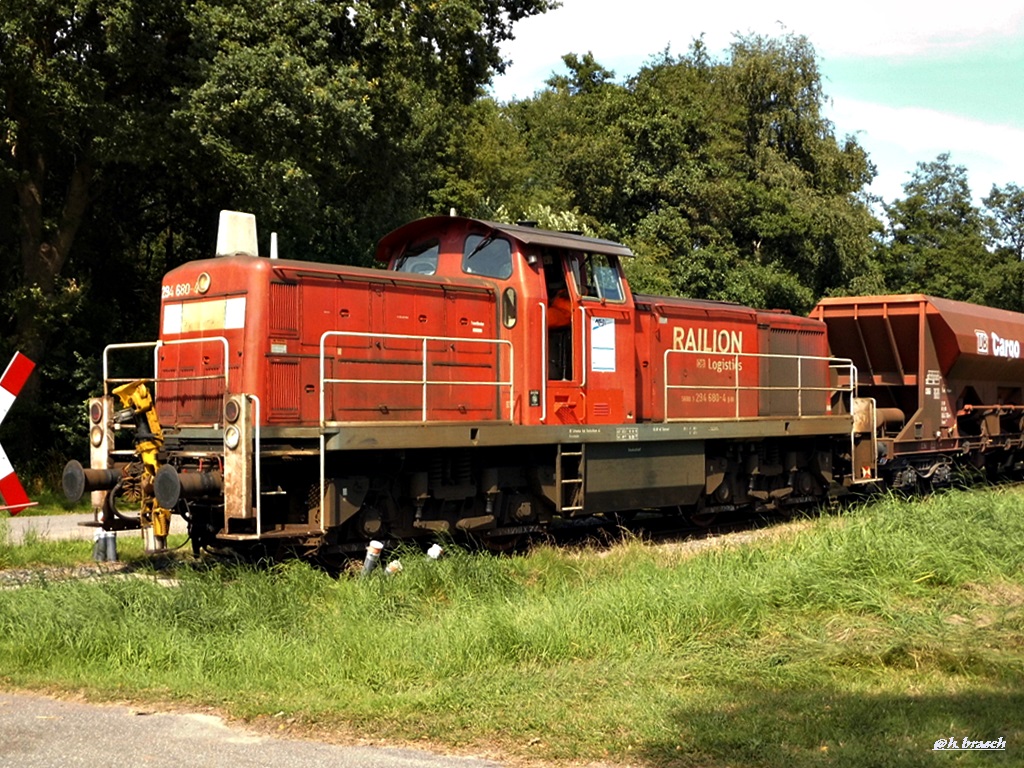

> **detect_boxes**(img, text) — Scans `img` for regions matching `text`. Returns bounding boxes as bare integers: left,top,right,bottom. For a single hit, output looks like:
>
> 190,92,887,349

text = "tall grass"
0,518,188,568
0,520,96,568
1,489,1022,766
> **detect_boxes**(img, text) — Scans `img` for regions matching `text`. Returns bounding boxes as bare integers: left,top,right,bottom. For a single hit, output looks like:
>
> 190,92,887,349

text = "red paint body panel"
153,217,838,433
158,256,505,427
633,298,831,422
634,296,760,421
755,311,832,418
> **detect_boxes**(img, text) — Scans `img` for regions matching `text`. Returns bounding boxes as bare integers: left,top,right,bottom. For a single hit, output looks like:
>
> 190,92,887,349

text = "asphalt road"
1,513,104,546
0,692,504,768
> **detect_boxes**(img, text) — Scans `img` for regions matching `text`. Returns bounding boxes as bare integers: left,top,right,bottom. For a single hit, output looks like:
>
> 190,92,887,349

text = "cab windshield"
462,234,513,279
571,253,624,302
393,240,439,275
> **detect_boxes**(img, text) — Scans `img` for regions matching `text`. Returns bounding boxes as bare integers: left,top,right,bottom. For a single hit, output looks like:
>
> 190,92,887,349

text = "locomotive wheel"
687,501,719,528
689,510,719,528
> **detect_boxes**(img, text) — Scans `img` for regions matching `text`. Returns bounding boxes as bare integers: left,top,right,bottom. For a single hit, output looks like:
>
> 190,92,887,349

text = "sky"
489,0,1024,206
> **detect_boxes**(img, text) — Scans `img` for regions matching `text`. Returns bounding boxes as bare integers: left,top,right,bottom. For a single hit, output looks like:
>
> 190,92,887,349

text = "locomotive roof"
375,216,634,261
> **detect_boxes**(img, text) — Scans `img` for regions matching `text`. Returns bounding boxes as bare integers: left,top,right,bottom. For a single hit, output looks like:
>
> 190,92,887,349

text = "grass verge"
1,487,92,516
0,519,190,569
0,488,1022,767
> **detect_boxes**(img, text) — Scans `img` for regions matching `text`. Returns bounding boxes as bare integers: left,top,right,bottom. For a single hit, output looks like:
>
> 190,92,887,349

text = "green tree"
1,0,553,473
503,35,882,311
984,183,1024,261
712,33,881,306
882,153,995,302
976,183,1024,312
505,52,634,234
428,97,545,220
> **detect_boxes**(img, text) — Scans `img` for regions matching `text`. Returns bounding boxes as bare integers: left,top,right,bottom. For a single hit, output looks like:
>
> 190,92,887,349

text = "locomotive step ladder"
556,443,585,514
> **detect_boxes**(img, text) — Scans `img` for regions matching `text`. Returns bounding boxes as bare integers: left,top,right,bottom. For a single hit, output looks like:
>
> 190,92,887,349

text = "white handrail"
538,301,547,423
248,394,262,536
579,306,587,387
102,341,160,393
317,330,513,518
318,330,514,428
661,349,856,421
102,337,231,426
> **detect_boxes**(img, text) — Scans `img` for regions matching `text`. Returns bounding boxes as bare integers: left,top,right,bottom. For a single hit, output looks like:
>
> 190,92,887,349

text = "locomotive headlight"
90,426,104,447
224,425,241,450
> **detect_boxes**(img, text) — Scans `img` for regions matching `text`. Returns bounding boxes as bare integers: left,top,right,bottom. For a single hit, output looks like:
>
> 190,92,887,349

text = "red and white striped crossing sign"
0,352,37,514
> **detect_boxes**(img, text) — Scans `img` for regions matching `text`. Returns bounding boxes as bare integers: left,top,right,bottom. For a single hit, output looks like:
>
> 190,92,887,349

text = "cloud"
496,0,1024,97
500,0,1024,68
492,1,1024,205
828,97,1024,202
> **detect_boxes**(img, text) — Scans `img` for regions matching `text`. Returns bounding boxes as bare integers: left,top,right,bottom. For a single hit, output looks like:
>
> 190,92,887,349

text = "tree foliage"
869,155,1024,314
984,183,1024,261
489,35,882,312
0,0,553,472
883,154,988,296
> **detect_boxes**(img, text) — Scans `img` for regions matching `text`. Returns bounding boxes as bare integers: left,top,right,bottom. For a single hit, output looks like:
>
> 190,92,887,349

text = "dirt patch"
945,580,1024,629
963,580,1024,607
0,561,183,590
0,561,129,589
649,517,817,562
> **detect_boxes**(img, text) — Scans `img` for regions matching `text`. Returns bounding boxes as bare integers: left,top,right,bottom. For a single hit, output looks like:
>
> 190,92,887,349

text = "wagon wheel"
688,510,719,528
687,500,718,528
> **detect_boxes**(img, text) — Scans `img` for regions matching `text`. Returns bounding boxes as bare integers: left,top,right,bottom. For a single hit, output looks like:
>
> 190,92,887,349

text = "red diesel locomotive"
62,212,1024,554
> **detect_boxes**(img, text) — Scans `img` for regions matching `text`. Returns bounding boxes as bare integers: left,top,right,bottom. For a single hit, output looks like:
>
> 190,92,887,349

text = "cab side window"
393,240,440,275
462,235,513,279
571,253,624,302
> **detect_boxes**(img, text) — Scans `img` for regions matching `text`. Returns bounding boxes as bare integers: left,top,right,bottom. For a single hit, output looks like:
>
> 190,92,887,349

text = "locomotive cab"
377,216,639,426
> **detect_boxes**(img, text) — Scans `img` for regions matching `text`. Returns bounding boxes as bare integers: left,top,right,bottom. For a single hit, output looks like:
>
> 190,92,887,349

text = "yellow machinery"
111,380,172,551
